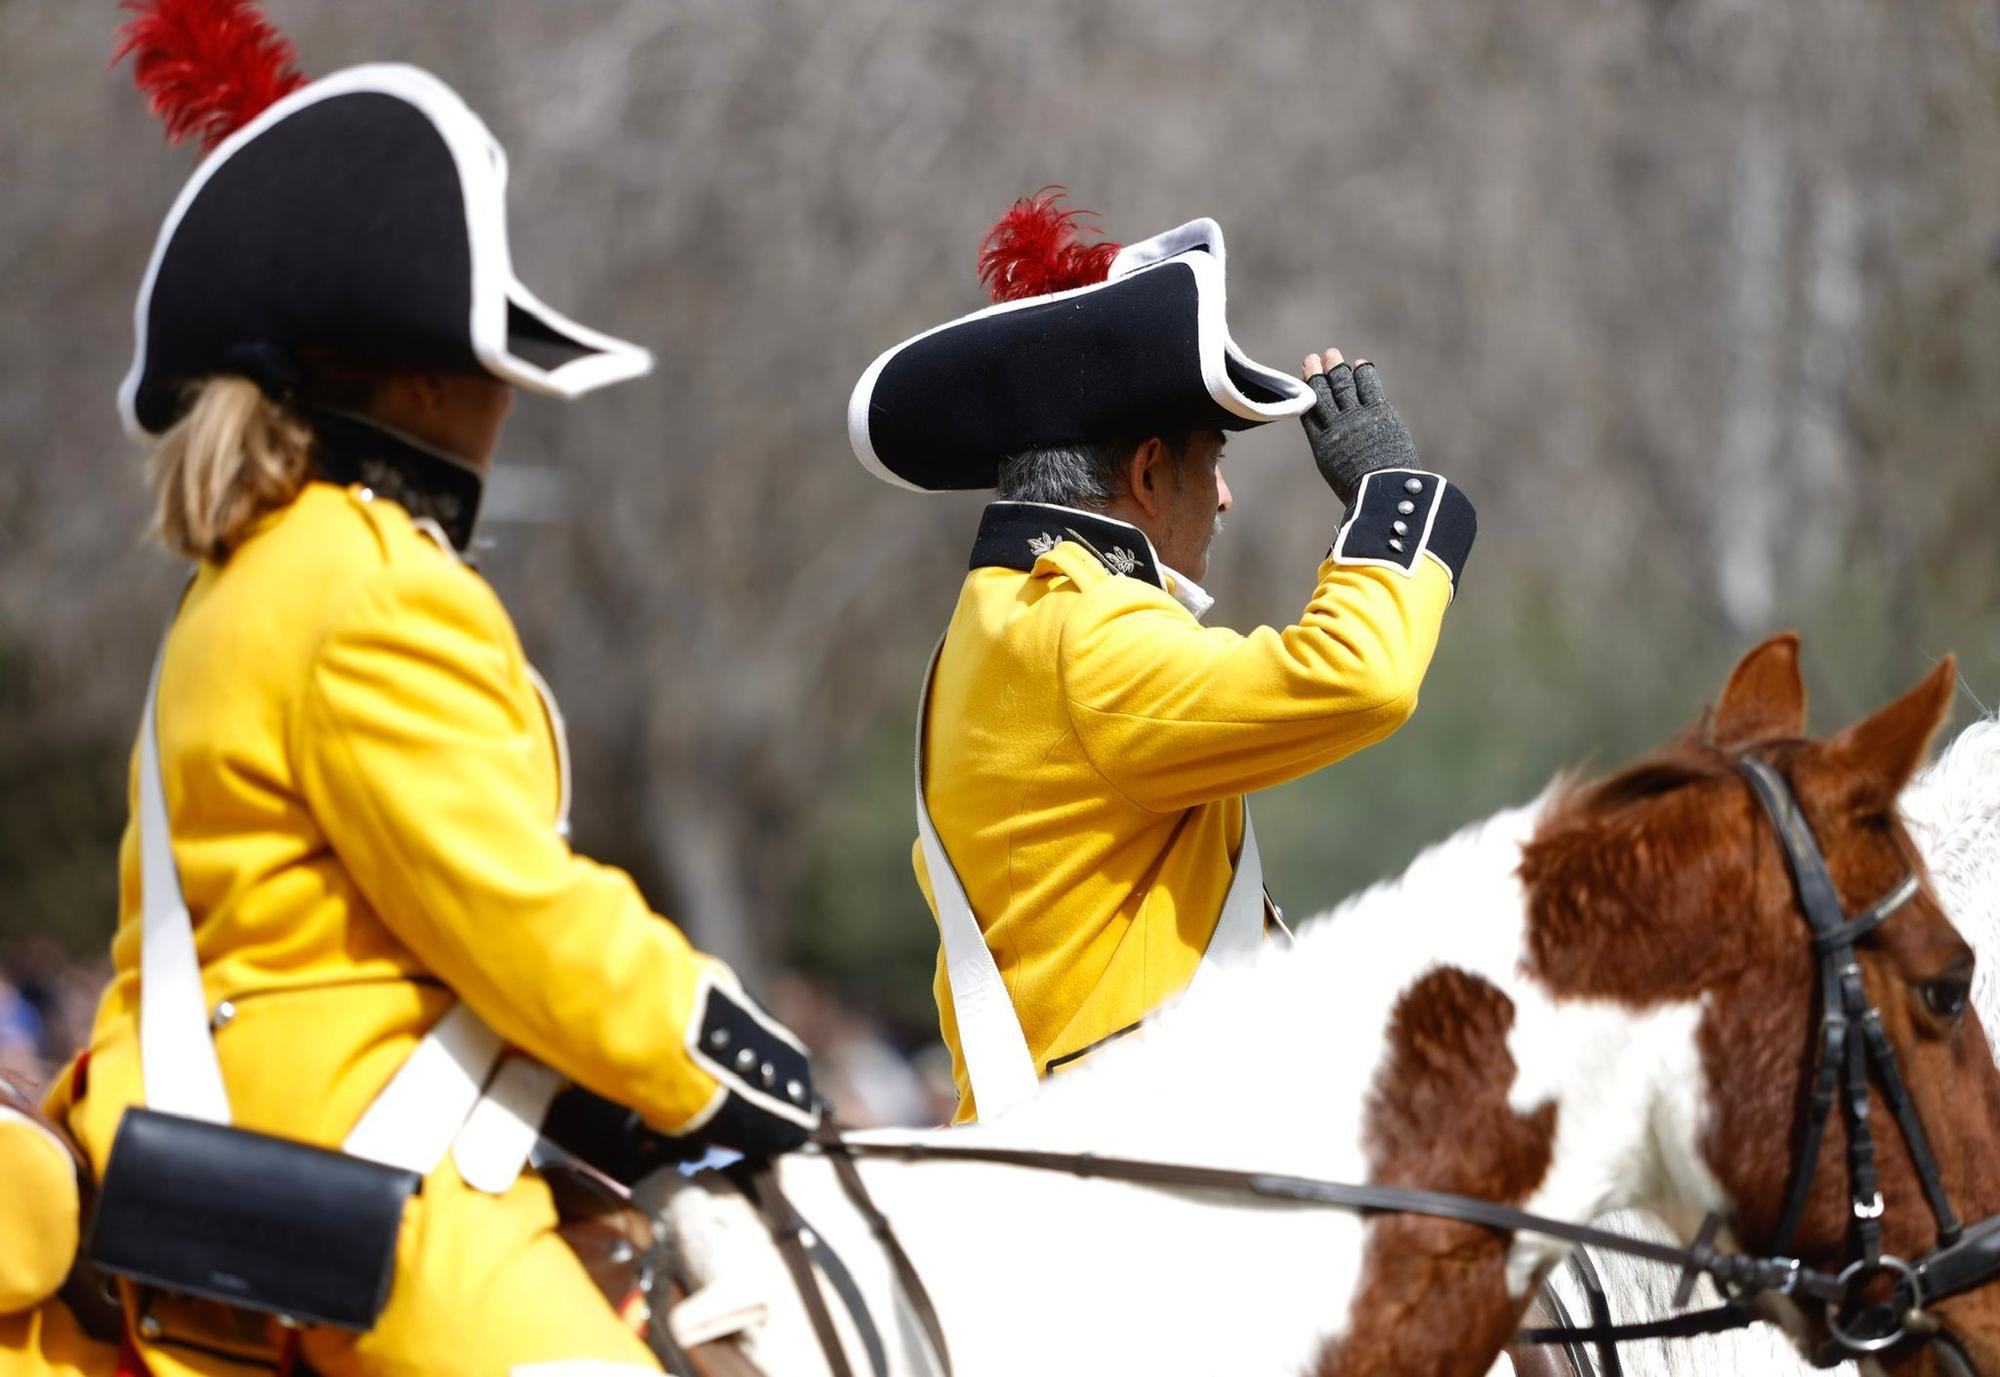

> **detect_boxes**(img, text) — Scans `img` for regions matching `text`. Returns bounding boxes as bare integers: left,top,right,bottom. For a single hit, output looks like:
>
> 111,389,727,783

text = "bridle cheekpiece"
1737,754,2000,1357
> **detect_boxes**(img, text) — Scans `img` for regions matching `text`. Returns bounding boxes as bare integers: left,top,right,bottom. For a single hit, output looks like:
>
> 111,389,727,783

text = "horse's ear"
1828,655,1957,810
1712,633,1806,748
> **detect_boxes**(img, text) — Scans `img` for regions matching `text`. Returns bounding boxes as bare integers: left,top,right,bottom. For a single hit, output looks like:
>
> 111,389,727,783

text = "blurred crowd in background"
3,0,1996,1106
0,943,104,1090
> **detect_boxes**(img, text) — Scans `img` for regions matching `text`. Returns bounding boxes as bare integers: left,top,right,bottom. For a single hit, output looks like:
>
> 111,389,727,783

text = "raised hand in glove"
1300,348,1417,507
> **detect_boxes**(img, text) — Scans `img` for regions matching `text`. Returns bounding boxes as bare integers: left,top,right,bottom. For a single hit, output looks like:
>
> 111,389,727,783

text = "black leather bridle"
1731,755,2000,1357
1523,756,2000,1373
743,754,2000,1376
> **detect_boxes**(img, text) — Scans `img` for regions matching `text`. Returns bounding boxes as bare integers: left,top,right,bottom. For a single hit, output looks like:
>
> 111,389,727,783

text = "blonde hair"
147,376,314,562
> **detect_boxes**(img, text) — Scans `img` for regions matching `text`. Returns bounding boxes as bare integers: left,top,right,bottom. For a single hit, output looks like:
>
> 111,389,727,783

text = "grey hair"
995,433,1194,511
996,440,1125,510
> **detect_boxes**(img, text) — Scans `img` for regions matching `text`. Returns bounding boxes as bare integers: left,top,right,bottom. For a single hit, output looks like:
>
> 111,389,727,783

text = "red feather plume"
115,0,308,151
976,187,1122,303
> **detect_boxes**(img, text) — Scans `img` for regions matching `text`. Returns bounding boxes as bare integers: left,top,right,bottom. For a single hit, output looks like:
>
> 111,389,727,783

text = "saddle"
545,1162,768,1377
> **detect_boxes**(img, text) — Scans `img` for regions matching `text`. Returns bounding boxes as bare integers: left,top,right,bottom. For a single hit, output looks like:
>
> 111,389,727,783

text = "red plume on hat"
115,0,308,151
977,187,1123,304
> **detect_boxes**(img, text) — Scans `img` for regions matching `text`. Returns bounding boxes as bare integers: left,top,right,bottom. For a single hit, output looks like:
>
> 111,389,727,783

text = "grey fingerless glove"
1300,361,1417,506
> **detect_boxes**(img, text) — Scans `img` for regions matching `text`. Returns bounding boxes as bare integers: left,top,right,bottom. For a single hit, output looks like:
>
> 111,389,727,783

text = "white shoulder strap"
137,646,233,1125
1181,803,1266,1000
915,641,1041,1120
523,664,574,842
342,1001,503,1170
450,1055,564,1192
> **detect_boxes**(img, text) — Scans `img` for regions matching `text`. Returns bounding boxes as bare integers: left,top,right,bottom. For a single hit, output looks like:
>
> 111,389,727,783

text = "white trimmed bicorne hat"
116,0,652,439
848,190,1315,492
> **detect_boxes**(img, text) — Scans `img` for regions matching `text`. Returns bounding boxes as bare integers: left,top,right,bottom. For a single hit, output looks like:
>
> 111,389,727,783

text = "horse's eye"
1920,974,1971,1022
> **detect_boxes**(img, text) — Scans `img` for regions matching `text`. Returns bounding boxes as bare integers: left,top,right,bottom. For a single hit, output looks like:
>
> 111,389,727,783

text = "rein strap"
824,1138,1847,1304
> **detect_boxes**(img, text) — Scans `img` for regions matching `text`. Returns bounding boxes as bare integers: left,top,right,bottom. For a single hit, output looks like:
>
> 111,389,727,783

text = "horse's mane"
1561,734,1730,809
1537,722,1746,838
1903,715,2000,1026
1903,715,2000,890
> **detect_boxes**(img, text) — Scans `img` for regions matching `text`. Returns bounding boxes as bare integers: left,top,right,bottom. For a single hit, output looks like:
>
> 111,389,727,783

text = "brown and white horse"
656,638,2000,1376
1543,708,2000,1377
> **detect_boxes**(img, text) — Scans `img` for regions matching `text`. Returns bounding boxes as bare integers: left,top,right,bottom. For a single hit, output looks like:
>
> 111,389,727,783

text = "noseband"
1739,756,2000,1355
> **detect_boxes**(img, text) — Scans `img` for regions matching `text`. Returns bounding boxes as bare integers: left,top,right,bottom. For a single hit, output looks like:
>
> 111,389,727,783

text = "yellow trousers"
0,1305,116,1377
0,1107,80,1316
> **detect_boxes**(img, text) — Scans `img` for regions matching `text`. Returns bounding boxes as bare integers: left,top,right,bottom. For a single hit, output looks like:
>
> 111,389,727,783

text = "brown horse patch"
1316,968,1557,1377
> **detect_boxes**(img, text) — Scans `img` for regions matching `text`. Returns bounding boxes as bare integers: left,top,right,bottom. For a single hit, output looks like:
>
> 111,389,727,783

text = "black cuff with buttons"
686,979,819,1156
1330,469,1477,592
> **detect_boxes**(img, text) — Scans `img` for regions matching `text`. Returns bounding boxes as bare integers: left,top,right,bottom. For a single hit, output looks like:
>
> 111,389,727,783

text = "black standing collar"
970,502,1164,589
306,408,486,553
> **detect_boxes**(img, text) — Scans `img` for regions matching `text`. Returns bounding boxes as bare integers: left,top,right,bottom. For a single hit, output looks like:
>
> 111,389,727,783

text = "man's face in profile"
1153,430,1230,583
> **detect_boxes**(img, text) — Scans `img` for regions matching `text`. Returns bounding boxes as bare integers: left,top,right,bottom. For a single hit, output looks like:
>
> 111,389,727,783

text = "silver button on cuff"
1392,520,1409,536
760,1062,777,1087
1397,500,1416,515
210,999,237,1031
709,1027,731,1050
1404,477,1425,494
734,1047,757,1072
787,1079,807,1103
1388,538,1407,553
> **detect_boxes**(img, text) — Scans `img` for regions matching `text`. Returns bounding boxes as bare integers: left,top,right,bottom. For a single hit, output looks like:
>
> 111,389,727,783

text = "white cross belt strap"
137,647,234,1125
341,1001,502,1174
914,639,1269,1121
137,634,536,1187
1182,802,1268,1002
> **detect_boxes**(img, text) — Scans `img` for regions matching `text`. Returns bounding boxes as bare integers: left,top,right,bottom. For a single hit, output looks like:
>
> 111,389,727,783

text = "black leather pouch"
86,1108,421,1330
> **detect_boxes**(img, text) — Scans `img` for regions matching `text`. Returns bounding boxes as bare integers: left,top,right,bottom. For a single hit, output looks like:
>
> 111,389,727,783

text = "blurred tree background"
1,0,1996,1049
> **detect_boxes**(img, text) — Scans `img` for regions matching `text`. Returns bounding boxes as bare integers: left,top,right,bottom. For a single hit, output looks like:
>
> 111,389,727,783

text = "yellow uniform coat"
917,492,1470,1120
35,482,748,1377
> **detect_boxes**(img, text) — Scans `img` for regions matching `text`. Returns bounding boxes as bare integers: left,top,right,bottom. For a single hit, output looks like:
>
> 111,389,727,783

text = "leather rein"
741,754,2000,1376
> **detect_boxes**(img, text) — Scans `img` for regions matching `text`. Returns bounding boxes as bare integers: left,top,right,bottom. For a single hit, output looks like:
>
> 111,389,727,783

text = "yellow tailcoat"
27,481,744,1377
916,497,1464,1121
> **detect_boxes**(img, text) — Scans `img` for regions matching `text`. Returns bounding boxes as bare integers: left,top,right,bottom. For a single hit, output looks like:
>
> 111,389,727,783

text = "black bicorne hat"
848,217,1313,492
121,64,652,438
